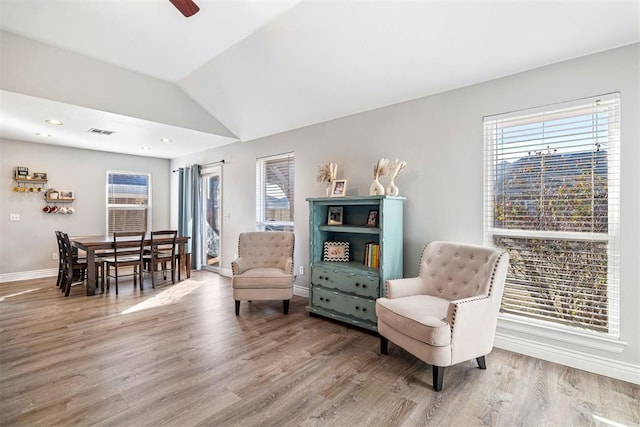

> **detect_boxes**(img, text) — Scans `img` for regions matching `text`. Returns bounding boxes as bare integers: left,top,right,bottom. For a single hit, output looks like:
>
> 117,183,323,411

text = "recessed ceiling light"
45,119,63,125
36,132,52,137
141,146,152,150
160,138,172,143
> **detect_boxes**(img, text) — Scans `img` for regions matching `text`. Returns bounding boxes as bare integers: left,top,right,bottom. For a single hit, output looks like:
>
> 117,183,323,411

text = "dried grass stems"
317,162,338,184
373,158,389,179
388,159,407,180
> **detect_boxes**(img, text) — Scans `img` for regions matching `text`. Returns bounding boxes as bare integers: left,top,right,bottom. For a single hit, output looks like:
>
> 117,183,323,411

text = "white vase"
369,178,385,195
386,180,399,196
325,184,332,197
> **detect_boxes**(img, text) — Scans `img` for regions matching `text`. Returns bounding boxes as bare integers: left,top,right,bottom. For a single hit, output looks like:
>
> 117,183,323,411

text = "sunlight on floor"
121,280,205,314
0,288,41,302
593,414,629,427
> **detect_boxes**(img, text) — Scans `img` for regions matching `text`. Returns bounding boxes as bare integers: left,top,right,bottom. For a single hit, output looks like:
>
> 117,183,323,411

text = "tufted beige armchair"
375,241,509,391
231,231,295,315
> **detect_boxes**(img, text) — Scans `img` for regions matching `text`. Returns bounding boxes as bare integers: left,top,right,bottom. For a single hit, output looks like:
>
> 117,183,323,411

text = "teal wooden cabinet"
306,195,405,331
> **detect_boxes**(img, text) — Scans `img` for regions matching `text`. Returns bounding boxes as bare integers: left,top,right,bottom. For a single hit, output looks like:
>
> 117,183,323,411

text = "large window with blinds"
106,171,151,233
256,153,295,231
484,93,620,337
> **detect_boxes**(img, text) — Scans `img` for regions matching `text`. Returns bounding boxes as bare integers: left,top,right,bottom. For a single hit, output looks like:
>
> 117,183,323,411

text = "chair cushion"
376,295,451,347
232,267,293,290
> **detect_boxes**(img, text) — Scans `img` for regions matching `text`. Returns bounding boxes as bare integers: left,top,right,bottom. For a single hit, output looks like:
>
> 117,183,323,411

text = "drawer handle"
362,308,367,312
362,284,367,289
355,306,360,310
355,282,360,287
319,275,323,279
319,297,324,301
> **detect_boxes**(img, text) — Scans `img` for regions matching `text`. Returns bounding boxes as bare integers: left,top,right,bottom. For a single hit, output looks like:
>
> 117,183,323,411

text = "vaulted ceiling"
1,0,638,159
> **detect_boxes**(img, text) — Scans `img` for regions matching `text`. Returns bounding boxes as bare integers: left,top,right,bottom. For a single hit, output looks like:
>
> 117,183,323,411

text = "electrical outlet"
9,213,20,221
52,252,58,260
299,266,304,275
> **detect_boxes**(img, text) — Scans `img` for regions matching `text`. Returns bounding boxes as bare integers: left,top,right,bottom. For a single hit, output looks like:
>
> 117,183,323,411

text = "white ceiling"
1,0,639,159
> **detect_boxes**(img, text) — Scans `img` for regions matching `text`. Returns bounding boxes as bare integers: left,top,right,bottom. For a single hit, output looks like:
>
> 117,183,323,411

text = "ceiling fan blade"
169,0,200,17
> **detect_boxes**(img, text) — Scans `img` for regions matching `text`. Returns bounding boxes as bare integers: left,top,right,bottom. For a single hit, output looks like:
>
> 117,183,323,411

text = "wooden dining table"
71,234,190,296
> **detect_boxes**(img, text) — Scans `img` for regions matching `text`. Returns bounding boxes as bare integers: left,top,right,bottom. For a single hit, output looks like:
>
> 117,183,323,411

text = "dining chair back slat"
144,230,178,288
103,231,146,295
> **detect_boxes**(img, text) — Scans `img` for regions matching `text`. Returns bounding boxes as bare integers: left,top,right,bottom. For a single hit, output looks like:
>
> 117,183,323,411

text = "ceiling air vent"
88,128,115,135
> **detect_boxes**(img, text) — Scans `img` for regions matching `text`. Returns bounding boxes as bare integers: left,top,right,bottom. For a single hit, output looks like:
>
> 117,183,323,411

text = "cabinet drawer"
311,264,379,298
311,286,377,323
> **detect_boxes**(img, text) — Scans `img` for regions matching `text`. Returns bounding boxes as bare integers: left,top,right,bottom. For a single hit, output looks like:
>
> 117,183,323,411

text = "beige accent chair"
376,241,509,391
231,231,295,315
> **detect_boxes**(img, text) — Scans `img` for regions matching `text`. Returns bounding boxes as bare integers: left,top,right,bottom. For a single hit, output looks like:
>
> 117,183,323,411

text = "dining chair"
55,231,71,288
57,231,98,296
103,231,146,295
143,230,178,288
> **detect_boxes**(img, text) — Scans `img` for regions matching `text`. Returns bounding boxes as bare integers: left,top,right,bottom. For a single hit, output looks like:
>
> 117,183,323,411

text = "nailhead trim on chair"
449,251,508,333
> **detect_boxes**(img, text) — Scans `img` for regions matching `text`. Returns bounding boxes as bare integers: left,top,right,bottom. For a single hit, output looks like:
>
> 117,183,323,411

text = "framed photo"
327,206,343,225
32,172,47,180
14,166,29,179
59,190,74,200
323,241,350,262
366,210,379,227
330,179,347,197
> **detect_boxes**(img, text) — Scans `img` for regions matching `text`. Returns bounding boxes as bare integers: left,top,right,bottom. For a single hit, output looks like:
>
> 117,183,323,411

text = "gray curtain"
178,165,202,270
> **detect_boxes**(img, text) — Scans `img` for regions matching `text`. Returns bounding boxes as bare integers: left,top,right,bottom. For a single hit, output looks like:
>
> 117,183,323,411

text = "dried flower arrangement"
317,162,338,184
373,158,389,179
388,159,407,180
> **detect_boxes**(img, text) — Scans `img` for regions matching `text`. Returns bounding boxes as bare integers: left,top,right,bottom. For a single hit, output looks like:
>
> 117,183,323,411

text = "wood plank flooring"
1,271,638,426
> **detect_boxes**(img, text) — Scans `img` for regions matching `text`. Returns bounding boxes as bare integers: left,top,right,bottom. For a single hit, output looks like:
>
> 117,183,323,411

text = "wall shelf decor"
306,195,405,331
12,168,48,193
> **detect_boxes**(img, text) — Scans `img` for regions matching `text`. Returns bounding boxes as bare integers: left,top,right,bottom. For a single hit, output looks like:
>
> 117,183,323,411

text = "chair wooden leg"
380,337,388,355
185,253,191,278
476,356,486,370
64,276,72,297
432,366,444,392
283,300,290,314
235,300,240,316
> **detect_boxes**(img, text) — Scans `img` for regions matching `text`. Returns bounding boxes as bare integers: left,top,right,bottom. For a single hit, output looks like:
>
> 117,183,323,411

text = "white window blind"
256,153,295,231
484,93,620,336
107,171,151,233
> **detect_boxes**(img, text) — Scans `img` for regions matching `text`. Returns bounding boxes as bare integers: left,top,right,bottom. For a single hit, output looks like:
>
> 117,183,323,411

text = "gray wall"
0,140,171,277
171,43,640,382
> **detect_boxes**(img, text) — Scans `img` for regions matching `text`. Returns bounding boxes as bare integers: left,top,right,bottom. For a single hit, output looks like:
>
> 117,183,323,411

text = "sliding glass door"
201,164,222,271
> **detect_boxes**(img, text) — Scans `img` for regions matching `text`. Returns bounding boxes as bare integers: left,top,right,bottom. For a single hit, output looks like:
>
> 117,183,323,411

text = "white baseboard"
0,268,57,283
495,332,640,385
293,283,309,298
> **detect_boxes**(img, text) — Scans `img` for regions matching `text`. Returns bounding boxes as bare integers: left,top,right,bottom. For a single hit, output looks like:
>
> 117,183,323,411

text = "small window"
484,93,620,337
106,171,151,233
256,153,295,231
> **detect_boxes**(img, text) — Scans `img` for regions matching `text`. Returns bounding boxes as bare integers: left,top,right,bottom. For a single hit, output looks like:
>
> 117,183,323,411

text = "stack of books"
364,242,380,268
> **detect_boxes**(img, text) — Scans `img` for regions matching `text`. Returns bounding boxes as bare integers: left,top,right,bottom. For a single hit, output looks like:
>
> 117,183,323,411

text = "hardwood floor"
1,271,638,426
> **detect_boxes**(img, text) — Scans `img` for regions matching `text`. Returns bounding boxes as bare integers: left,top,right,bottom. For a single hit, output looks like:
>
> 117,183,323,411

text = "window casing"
256,153,295,231
484,93,620,337
106,171,151,233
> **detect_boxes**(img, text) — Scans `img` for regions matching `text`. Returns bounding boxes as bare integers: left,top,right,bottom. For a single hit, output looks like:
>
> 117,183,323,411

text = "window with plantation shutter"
484,93,620,337
106,171,151,233
256,153,295,231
